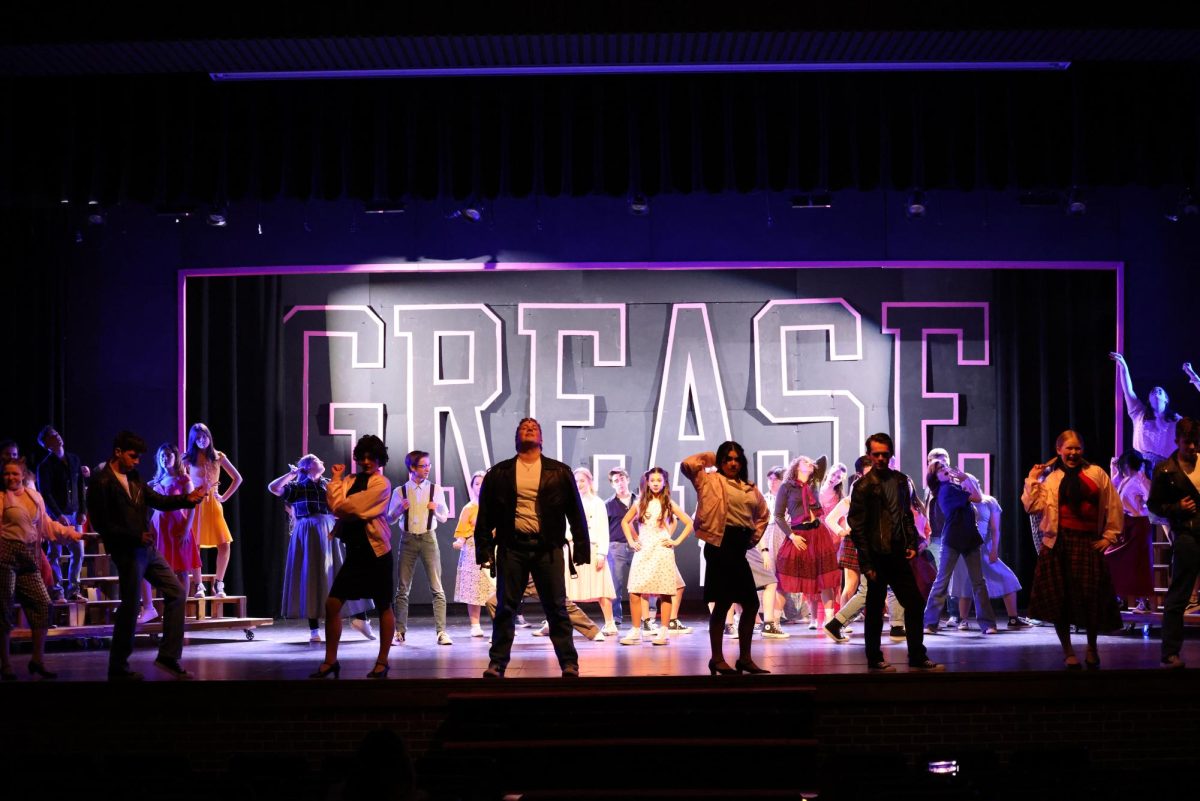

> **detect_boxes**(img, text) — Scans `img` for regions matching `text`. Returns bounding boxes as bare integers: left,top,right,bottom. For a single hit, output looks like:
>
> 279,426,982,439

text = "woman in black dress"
311,435,395,679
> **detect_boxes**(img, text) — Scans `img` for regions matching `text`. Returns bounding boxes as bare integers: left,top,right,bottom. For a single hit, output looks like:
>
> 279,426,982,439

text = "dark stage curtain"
185,276,287,616
5,65,1199,209
992,269,1117,599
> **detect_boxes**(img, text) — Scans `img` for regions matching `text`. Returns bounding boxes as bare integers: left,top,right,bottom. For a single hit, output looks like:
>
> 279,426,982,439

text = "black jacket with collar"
1148,450,1200,535
86,464,195,554
37,451,87,519
846,467,920,575
474,453,589,564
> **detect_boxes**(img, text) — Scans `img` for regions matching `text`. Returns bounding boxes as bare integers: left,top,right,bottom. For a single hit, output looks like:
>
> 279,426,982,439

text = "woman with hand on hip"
619,467,693,647
181,423,242,598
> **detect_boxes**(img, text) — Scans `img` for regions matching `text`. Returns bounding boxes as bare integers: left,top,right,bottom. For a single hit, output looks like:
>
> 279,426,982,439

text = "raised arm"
958,471,983,503
1185,362,1200,393
680,451,716,483
327,473,390,520
1109,352,1139,409
267,467,298,497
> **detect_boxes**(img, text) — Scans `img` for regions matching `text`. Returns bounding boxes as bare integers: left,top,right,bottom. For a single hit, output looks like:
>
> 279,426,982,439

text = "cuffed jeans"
923,544,996,630
393,531,447,635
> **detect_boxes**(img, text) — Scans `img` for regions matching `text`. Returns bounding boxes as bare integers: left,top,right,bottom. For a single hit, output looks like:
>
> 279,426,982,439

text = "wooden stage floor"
15,612,1199,681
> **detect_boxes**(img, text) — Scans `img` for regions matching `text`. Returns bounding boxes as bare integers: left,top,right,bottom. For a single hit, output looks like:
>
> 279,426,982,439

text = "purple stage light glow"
210,61,1070,82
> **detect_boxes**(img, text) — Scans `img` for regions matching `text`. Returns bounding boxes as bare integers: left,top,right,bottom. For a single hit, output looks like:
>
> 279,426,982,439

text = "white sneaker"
138,605,160,624
601,623,619,636
591,631,606,642
533,621,550,637
193,584,207,599
350,617,376,640
309,629,322,643
516,614,531,627
619,629,642,645
470,624,485,637
437,630,453,646
213,580,227,598
651,631,670,646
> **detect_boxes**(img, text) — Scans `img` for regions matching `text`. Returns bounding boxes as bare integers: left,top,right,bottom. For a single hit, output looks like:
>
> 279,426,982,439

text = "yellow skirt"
192,494,233,547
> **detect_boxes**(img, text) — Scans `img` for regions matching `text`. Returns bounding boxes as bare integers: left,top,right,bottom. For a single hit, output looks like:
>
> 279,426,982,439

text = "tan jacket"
680,452,769,547
327,473,393,557
1020,464,1121,550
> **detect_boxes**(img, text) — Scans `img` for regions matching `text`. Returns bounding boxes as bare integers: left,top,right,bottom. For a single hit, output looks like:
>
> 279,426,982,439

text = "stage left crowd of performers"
2,352,1197,679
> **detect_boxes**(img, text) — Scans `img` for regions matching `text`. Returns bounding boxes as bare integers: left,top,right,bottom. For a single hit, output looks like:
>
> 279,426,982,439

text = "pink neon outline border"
178,260,1123,455
881,303,990,470
958,453,992,497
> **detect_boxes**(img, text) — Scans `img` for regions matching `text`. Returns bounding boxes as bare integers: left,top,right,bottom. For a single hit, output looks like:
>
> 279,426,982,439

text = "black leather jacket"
86,464,195,554
474,453,589,564
846,468,919,575
1148,451,1200,535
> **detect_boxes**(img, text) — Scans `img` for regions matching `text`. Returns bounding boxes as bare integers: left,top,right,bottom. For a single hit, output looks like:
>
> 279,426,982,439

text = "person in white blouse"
561,468,617,634
386,450,451,646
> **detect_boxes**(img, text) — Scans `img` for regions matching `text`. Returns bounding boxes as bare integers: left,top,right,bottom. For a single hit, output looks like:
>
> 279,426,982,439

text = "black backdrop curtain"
185,276,286,615
993,269,1117,601
186,267,1118,616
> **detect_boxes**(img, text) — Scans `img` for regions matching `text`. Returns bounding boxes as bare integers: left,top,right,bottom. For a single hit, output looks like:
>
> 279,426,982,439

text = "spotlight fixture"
905,190,927,219
628,194,650,216
155,204,195,223
364,200,406,215
1065,188,1087,216
1165,188,1199,222
446,205,483,222
206,209,228,227
791,193,833,209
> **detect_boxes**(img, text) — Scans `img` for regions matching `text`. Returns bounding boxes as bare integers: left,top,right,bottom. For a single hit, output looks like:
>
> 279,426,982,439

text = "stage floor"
19,612,1198,681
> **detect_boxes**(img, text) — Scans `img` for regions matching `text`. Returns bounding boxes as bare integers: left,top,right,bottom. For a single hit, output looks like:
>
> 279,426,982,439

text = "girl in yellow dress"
182,423,242,598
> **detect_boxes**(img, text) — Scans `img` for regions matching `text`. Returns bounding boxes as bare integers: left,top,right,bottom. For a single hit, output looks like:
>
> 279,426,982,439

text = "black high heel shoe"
1084,651,1101,671
28,661,57,679
309,661,341,679
734,658,770,675
366,661,390,679
708,658,737,676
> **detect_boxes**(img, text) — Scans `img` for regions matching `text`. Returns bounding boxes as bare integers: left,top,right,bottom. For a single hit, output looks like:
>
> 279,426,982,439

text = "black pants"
110,545,186,672
489,544,578,669
864,551,928,665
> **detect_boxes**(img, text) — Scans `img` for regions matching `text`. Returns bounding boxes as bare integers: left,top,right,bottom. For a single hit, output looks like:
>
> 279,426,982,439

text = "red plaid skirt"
777,523,841,594
1028,528,1122,631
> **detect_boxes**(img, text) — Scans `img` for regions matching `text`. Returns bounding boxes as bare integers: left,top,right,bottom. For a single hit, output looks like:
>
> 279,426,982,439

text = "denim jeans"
923,544,996,629
607,542,634,625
